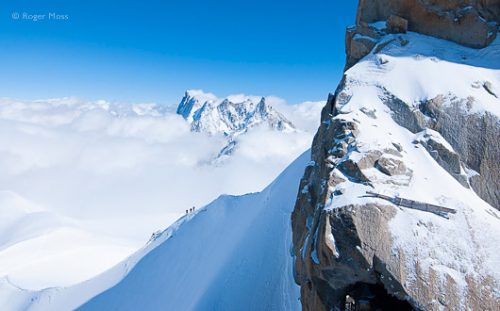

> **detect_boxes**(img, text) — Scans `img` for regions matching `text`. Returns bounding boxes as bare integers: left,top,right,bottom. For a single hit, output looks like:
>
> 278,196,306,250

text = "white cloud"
0,96,323,288
271,99,325,133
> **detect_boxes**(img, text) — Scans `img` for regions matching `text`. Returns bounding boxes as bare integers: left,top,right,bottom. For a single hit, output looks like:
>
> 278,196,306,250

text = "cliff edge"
292,1,500,310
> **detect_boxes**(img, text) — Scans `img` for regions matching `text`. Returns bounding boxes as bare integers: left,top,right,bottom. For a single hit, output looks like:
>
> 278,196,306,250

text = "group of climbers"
185,206,196,214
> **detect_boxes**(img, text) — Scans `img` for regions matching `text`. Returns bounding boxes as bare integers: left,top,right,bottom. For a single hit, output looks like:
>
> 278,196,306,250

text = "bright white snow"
3,151,310,311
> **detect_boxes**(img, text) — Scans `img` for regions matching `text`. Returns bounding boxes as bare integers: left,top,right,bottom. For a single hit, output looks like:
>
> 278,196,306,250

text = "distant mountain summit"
176,90,295,136
176,90,296,161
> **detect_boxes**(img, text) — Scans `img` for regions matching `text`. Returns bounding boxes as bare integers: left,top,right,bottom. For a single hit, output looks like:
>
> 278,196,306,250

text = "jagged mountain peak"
176,90,295,136
176,89,217,122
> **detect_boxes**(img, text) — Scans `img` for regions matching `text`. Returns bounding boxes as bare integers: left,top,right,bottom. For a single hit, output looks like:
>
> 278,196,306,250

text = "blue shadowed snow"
77,150,311,311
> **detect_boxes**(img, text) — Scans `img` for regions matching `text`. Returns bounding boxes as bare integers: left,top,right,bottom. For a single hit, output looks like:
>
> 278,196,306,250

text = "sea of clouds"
0,96,323,248
0,95,324,289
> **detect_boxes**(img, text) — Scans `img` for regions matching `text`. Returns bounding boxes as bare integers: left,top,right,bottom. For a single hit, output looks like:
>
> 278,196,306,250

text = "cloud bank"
0,96,324,288
0,96,323,240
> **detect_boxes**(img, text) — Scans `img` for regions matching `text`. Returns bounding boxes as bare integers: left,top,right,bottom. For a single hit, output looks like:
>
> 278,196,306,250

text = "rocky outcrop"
345,27,380,69
292,1,500,309
377,90,500,208
419,95,500,210
345,25,384,70
292,87,500,311
413,129,470,188
387,15,409,33
375,155,411,176
357,0,498,48
346,0,499,69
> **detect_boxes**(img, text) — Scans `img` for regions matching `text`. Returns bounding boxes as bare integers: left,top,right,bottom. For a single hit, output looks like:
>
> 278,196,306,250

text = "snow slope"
349,29,500,117
5,151,309,311
0,191,134,290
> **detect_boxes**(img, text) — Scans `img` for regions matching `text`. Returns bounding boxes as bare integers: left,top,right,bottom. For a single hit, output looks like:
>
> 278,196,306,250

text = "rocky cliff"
292,1,500,310
346,0,499,68
358,0,498,47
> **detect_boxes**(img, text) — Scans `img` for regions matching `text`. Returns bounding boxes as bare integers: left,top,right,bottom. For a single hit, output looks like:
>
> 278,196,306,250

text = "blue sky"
0,1,358,105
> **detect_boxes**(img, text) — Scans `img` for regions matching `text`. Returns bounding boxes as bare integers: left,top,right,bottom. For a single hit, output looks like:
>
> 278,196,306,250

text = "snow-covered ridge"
176,89,295,136
3,151,309,311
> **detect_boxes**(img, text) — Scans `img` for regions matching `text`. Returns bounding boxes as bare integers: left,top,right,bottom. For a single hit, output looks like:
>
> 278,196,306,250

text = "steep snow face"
7,151,309,311
293,31,500,310
177,90,295,136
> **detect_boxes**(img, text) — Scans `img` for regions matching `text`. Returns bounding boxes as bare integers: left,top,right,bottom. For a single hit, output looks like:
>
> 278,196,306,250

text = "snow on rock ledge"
292,29,500,311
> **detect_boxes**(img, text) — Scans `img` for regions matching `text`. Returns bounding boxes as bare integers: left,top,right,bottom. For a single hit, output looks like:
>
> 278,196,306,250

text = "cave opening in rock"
343,282,414,311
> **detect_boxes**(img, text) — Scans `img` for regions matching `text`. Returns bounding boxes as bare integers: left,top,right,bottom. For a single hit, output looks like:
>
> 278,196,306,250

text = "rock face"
344,1,500,207
420,96,500,209
292,3,500,310
293,90,500,311
387,14,409,34
346,0,499,69
357,0,498,48
414,129,470,188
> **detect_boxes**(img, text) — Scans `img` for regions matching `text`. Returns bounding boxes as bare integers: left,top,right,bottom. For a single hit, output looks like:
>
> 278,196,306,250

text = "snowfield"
349,31,500,117
1,151,309,311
